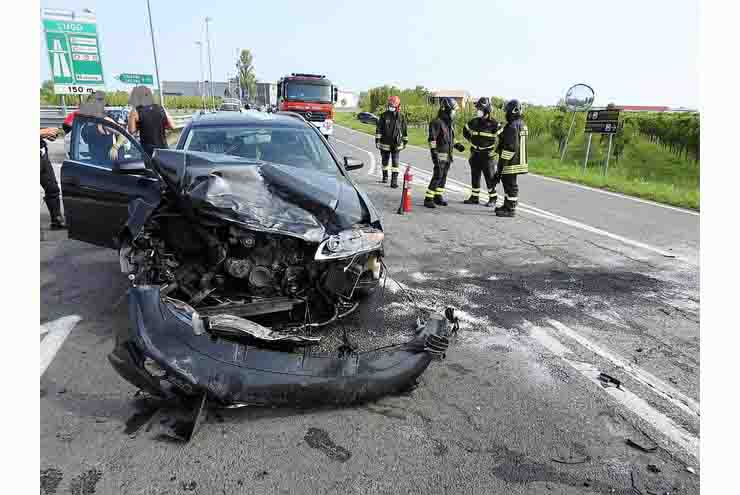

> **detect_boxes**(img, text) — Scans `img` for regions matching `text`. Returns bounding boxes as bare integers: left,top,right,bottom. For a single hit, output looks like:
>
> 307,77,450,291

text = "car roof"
190,111,308,129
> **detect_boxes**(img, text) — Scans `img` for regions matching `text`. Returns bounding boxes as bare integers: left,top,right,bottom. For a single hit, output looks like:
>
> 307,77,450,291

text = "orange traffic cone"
397,165,413,214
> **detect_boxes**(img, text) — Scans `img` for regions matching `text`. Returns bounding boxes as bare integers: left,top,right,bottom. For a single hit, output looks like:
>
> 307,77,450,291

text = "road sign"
585,109,621,134
42,10,105,95
116,73,154,85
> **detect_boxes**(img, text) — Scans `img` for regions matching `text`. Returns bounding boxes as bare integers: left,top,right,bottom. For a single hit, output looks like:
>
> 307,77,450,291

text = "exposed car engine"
120,208,383,335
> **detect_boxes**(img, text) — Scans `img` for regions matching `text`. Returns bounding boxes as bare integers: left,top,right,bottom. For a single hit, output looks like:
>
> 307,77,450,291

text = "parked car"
60,110,450,423
357,112,378,125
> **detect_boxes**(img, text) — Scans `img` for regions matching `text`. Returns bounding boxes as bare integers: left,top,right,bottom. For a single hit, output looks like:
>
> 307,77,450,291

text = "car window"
182,125,338,174
74,119,143,169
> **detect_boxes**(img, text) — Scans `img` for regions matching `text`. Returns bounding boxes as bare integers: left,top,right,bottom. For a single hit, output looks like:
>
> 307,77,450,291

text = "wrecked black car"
60,111,451,418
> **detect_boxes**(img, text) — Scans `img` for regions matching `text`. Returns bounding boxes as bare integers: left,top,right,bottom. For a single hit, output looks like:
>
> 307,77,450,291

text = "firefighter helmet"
505,99,522,121
439,97,458,114
475,97,492,115
388,95,401,108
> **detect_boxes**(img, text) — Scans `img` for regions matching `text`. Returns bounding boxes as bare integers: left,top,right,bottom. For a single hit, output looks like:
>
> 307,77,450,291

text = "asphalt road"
41,131,699,495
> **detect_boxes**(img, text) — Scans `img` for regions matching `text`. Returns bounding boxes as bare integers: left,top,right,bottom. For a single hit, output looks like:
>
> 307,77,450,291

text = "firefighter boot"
495,197,517,217
382,170,388,183
424,197,436,209
390,172,399,189
464,189,480,204
434,195,448,206
485,191,498,208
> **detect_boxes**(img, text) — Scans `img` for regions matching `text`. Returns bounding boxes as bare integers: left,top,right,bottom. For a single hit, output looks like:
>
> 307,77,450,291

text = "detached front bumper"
109,286,451,407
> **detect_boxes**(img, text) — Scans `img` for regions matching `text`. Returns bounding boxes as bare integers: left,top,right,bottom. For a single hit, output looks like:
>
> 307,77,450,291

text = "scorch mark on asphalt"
41,315,81,376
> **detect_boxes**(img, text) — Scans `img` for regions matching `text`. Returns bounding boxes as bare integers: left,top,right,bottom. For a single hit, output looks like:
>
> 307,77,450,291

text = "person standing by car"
462,97,501,207
40,127,66,229
126,86,175,157
424,97,465,208
492,99,528,217
375,96,408,188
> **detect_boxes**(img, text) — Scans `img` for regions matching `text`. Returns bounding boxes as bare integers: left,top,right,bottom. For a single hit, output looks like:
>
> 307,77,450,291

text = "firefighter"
462,97,502,207
492,99,528,217
424,97,465,208
375,95,408,188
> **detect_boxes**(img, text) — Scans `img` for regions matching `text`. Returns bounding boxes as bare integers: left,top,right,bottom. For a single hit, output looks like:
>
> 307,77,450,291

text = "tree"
40,80,56,105
237,49,257,100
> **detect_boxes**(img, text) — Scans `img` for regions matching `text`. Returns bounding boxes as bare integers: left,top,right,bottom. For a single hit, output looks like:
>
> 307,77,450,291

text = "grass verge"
334,112,699,210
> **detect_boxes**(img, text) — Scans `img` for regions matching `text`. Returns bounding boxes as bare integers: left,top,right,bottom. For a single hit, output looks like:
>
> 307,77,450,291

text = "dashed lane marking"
41,315,81,376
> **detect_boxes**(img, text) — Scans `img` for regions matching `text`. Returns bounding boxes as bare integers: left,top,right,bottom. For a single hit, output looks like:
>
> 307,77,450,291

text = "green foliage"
360,85,432,114
237,49,256,99
632,112,699,161
40,80,56,105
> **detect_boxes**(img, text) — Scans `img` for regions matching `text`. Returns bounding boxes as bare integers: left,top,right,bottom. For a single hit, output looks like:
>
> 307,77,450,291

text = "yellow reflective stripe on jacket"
476,131,497,138
471,143,496,151
500,150,515,160
375,134,382,139
501,164,528,174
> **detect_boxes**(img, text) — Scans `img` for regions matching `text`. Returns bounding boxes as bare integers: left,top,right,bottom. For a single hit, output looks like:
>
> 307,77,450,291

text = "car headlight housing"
315,228,384,260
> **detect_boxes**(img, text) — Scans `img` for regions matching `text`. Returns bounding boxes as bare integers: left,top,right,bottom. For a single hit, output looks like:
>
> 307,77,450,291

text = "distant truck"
277,73,338,139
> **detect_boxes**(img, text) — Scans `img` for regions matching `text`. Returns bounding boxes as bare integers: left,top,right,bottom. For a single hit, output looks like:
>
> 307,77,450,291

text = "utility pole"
146,0,164,107
205,17,215,111
195,41,205,110
235,48,242,104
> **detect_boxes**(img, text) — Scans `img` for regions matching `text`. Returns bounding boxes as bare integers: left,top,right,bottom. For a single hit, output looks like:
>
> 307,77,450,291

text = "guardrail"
40,106,192,129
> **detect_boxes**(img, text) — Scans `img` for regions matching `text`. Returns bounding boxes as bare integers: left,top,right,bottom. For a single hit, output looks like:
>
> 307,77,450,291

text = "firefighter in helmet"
462,97,502,207
491,99,528,217
375,95,408,188
424,97,465,208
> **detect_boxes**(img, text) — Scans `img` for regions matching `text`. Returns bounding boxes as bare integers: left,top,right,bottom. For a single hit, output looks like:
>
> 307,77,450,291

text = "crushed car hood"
153,150,375,244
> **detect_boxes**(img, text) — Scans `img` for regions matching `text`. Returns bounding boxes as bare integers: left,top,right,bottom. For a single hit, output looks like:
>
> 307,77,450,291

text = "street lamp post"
195,41,205,110
205,16,215,111
146,0,164,107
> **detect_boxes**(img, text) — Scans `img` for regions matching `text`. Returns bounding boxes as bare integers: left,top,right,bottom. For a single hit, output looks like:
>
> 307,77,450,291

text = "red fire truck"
277,73,338,139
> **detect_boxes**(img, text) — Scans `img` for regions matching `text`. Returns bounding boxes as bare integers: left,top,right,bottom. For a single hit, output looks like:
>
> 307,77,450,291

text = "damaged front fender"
109,286,451,407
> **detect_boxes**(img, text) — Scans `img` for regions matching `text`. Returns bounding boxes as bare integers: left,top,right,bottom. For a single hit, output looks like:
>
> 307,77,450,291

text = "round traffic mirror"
564,84,595,112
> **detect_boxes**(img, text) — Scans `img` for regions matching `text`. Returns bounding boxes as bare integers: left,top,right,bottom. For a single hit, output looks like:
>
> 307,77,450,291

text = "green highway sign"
116,73,155,85
42,10,105,95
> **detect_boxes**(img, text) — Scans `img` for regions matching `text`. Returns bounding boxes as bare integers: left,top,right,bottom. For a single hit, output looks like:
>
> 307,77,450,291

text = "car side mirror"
344,156,363,171
113,160,148,174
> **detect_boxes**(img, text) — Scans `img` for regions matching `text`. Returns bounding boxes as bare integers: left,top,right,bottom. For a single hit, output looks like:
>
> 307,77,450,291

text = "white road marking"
524,174,700,216
403,165,681,261
517,205,679,260
40,315,81,376
546,319,700,418
336,127,687,261
332,136,377,176
335,124,699,216
526,321,699,461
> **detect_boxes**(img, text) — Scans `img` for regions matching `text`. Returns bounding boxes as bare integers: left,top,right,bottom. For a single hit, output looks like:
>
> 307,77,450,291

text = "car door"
61,115,161,249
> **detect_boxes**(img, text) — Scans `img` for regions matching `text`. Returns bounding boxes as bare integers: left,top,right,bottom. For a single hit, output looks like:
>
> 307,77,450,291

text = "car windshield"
285,82,331,102
182,125,338,174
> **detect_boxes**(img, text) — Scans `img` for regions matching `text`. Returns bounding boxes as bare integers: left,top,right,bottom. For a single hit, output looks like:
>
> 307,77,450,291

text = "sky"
39,0,700,108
